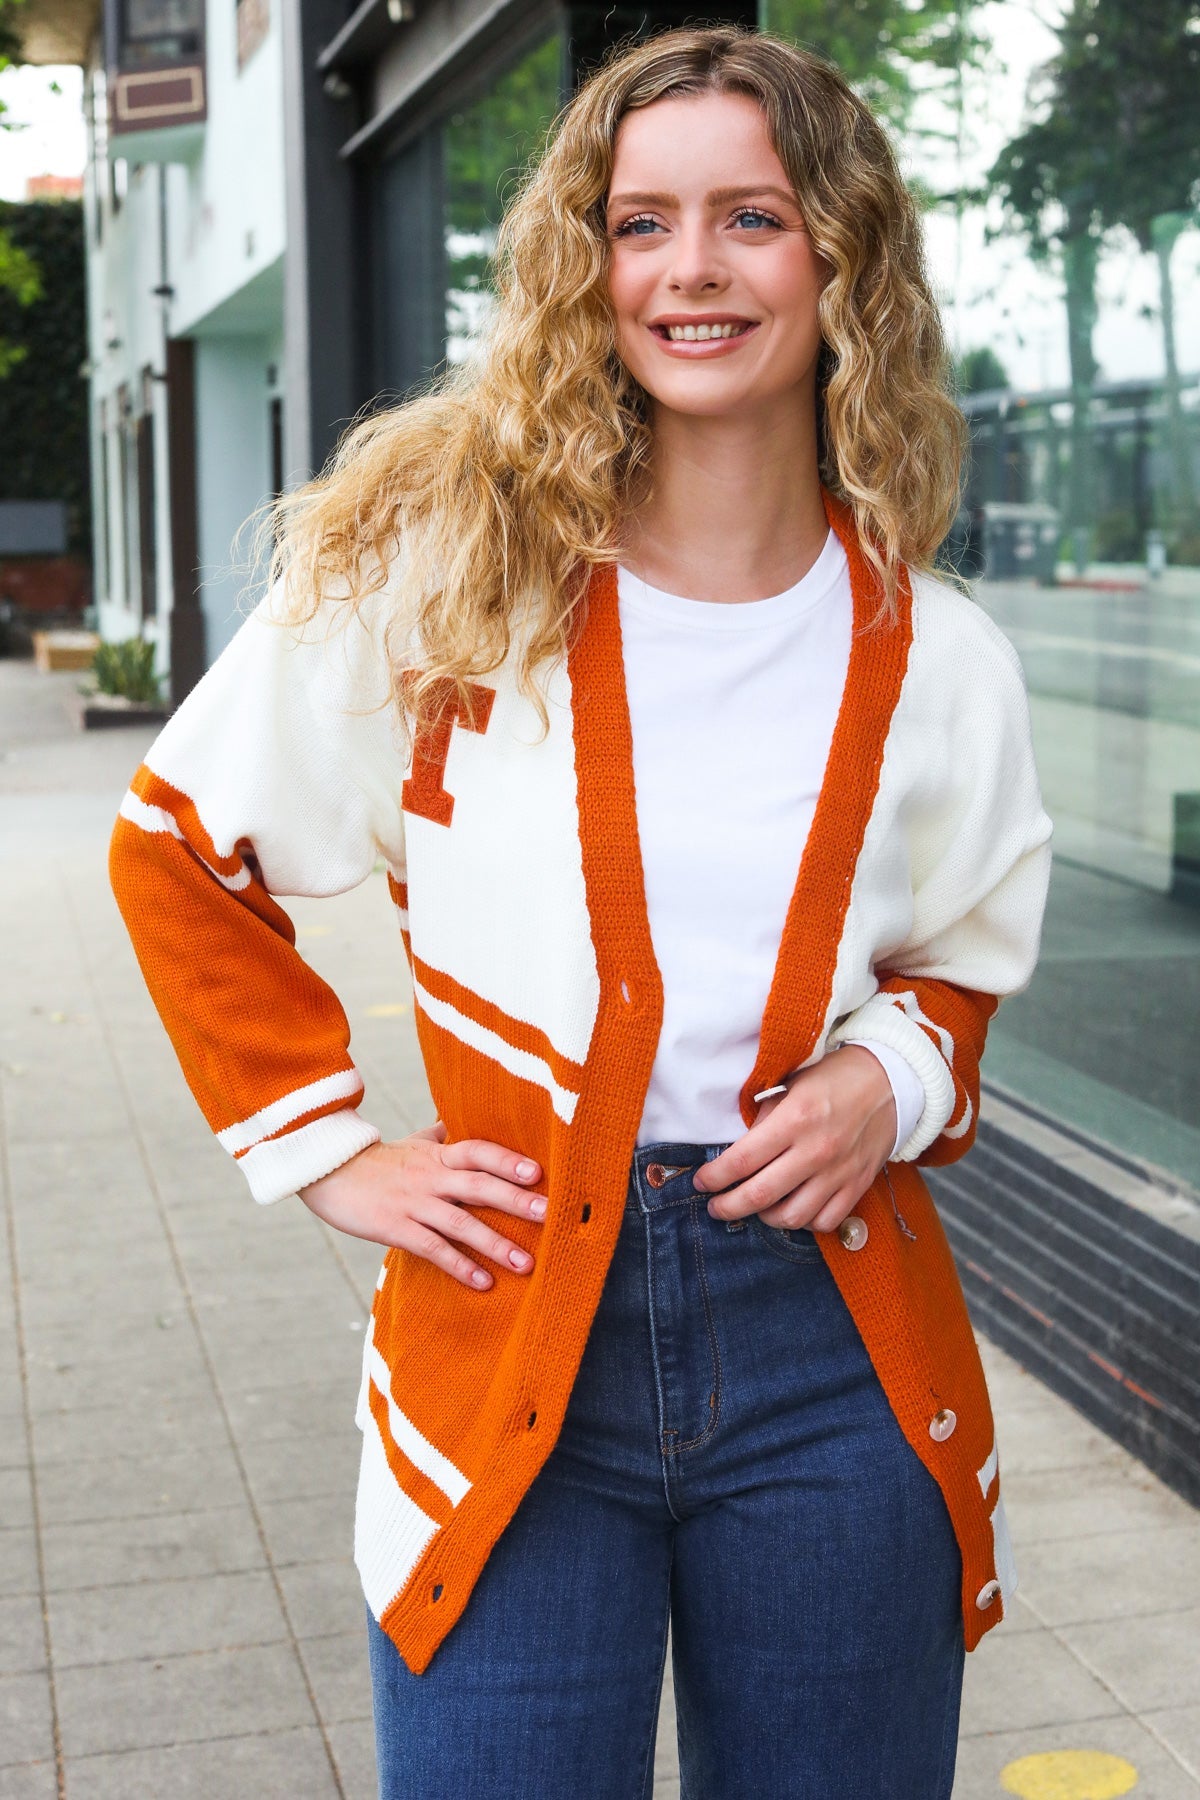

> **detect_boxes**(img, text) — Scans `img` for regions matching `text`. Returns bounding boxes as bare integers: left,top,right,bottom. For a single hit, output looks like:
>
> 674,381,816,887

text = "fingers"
402,1220,505,1290
421,1198,535,1281
441,1136,541,1187
438,1162,547,1222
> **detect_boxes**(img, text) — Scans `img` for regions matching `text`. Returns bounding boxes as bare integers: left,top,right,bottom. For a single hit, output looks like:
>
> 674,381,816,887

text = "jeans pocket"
749,1215,826,1264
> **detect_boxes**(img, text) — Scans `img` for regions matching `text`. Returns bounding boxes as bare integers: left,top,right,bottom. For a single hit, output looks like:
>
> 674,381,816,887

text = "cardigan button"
838,1214,868,1252
929,1408,957,1442
975,1578,1002,1611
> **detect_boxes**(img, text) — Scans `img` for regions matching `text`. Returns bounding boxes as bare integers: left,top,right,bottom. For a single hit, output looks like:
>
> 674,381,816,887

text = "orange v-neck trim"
571,491,913,1139
740,490,914,1118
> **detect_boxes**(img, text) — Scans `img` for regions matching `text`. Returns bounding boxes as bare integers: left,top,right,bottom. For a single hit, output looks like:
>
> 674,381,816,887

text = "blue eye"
732,207,782,231
614,214,661,237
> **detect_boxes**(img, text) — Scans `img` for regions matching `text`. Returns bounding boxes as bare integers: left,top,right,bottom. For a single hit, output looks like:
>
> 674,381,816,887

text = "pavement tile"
209,1329,365,1388
0,1761,58,1799
256,1493,351,1568
31,1396,230,1465
299,1629,373,1725
21,1304,196,1373
48,1569,287,1668
0,1530,39,1599
35,1441,246,1528
0,1410,29,1471
0,1464,34,1531
17,1266,183,1332
1015,1523,1200,1626
951,1714,1200,1799
62,1728,342,1800
0,1668,54,1767
23,1343,216,1418
958,1624,1122,1737
0,1594,46,1680
1144,1707,1200,1780
40,1503,267,1593
325,1718,378,1800
237,1426,361,1506
1061,1609,1200,1713
1002,1461,1195,1543
222,1378,361,1444
275,1559,366,1640
56,1640,317,1758
994,1403,1134,1477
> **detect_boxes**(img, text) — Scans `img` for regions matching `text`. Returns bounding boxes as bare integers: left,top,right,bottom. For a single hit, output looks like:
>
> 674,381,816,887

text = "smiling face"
605,89,828,425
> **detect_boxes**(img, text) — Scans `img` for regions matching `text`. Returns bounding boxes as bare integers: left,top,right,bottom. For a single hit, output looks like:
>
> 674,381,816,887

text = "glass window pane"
764,0,1200,1182
442,34,562,366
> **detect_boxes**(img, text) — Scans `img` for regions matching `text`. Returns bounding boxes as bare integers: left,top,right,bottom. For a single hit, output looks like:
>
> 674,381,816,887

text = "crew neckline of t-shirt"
616,526,845,633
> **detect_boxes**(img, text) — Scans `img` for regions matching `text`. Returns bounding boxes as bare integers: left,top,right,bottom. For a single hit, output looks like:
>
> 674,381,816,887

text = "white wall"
193,334,274,659
84,7,286,674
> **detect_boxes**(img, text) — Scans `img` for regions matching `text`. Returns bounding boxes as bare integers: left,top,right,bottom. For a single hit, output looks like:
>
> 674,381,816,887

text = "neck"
622,388,828,603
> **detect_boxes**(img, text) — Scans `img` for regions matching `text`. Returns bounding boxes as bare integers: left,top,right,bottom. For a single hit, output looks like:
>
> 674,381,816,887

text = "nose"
666,219,729,297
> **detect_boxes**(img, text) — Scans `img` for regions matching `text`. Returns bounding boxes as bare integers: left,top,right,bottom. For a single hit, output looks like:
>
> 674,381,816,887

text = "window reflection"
764,0,1200,1181
442,36,562,365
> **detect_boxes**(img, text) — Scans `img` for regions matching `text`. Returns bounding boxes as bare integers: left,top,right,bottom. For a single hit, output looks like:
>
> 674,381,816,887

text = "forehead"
609,90,787,187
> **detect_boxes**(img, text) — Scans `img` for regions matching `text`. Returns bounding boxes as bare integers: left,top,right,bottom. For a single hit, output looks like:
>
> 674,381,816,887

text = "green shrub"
91,637,162,703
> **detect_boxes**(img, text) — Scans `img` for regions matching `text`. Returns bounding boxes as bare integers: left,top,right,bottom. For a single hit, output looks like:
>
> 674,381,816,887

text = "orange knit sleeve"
108,594,407,1203
109,766,380,1202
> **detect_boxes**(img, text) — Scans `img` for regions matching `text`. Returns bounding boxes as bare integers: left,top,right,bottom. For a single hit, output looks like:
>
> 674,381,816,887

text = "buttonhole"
620,979,631,1003
581,1203,591,1223
527,1410,537,1429
431,1582,443,1603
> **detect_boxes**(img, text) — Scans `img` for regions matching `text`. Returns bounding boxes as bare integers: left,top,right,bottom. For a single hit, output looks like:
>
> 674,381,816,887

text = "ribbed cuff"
828,996,956,1160
237,1107,382,1206
841,1036,928,1160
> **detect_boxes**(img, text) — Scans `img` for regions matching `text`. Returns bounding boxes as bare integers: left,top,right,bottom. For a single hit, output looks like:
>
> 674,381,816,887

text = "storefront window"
375,31,563,393
442,34,563,364
765,0,1200,1184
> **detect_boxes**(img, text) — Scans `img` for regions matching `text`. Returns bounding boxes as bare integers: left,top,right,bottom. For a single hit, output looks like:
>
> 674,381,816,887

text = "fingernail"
516,1160,537,1180
509,1248,532,1270
471,1269,491,1287
529,1196,547,1218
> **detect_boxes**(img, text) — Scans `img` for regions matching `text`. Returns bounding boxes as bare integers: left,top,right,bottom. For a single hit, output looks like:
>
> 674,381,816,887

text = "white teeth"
664,322,747,342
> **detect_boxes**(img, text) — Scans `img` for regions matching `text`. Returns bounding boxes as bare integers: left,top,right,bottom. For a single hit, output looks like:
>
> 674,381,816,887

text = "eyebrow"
607,184,799,211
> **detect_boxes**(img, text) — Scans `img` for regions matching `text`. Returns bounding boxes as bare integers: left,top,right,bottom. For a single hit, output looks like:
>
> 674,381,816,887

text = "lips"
646,317,760,356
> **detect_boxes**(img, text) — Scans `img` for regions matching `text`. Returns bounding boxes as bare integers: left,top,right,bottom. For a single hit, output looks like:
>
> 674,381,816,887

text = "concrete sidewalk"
1,658,1197,1800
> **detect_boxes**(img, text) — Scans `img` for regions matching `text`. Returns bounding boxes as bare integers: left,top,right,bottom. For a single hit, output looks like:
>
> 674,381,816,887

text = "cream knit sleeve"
827,579,1053,1164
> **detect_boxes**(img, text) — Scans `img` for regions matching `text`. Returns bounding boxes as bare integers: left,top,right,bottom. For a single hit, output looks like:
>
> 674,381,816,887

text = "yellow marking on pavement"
366,1002,410,1017
1000,1750,1138,1798
297,925,332,938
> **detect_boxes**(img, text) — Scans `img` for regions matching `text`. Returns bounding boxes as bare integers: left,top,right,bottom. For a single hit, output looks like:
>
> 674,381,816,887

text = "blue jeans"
368,1142,964,1798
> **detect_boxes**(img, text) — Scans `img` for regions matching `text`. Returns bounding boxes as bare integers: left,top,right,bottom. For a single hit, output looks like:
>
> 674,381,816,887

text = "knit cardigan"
109,493,1053,1672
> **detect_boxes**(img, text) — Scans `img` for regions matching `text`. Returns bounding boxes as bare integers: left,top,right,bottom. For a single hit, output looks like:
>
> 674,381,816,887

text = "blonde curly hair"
269,24,964,730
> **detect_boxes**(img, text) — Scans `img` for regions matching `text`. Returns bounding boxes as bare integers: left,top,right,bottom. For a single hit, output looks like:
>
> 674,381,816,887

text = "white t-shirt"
617,528,924,1153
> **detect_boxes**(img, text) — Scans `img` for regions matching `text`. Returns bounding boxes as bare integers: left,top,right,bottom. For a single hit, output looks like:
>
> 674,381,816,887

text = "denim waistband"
627,1141,736,1213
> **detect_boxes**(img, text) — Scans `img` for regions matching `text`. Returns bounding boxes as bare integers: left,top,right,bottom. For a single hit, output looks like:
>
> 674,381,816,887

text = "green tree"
1076,0,1200,531
761,0,978,133
0,199,90,549
989,1,1108,569
0,0,43,380
956,346,1010,395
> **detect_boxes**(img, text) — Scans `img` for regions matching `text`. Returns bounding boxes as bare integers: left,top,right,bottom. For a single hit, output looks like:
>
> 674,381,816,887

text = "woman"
110,25,1052,1798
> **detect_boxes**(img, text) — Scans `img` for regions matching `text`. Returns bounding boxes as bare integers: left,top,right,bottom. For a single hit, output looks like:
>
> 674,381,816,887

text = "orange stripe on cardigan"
130,764,247,881
409,953,586,1095
367,1381,456,1532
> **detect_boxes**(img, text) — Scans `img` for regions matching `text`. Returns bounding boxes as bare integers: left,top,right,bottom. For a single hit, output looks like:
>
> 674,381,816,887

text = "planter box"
33,629,99,672
71,691,170,731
